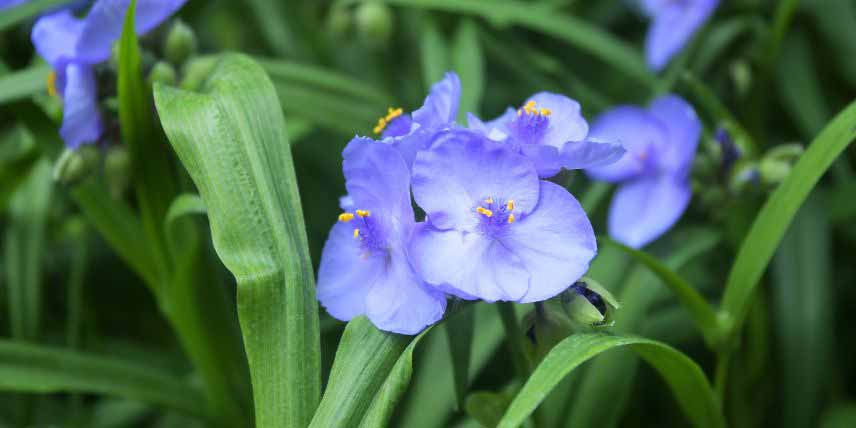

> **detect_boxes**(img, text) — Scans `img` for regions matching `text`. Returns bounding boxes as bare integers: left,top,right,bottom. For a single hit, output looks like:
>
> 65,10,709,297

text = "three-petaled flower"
585,95,701,248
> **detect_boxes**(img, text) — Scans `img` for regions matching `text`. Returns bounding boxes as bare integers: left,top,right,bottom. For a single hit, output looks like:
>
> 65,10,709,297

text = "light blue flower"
31,0,187,148
467,92,625,178
409,129,597,303
586,95,701,248
642,0,719,71
317,138,447,335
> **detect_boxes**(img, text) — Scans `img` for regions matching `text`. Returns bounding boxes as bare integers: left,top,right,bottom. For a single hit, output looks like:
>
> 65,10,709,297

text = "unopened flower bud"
104,146,131,199
164,19,197,66
759,143,803,186
53,145,101,185
560,278,620,327
180,55,220,91
356,1,393,45
147,61,177,87
730,162,760,194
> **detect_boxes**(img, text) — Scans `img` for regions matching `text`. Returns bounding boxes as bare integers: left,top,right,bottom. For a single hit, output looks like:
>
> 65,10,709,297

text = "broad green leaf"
601,237,721,346
0,64,50,106
772,196,832,428
4,159,52,341
0,340,208,419
0,0,73,31
496,333,725,428
309,317,410,428
721,97,856,337
358,328,431,428
154,53,321,428
419,17,449,90
569,229,721,428
117,0,175,286
452,19,484,121
359,0,656,87
444,307,474,410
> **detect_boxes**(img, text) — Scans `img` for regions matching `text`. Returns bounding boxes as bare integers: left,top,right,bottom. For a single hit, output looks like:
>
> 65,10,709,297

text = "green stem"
497,303,532,378
714,351,730,409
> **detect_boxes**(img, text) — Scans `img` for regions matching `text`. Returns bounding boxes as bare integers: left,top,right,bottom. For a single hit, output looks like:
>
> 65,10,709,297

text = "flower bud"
355,1,393,45
523,305,572,359
164,19,197,66
560,278,620,327
759,143,803,186
147,61,177,87
104,145,131,199
53,145,101,185
180,55,220,91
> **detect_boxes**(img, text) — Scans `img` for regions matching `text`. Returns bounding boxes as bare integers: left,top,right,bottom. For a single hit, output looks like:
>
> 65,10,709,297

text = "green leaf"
247,0,297,57
600,237,721,346
776,31,831,138
0,0,73,31
496,333,725,428
0,64,51,106
4,159,53,341
0,125,38,212
257,58,392,106
0,340,208,419
308,317,411,428
721,97,856,337
452,19,484,121
117,0,175,285
420,16,449,90
805,0,856,89
358,328,431,428
154,53,321,428
465,391,511,428
360,0,656,87
772,196,833,428
820,403,856,428
568,229,721,428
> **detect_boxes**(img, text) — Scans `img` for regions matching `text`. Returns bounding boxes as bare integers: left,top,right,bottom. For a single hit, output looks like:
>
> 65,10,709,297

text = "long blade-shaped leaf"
496,333,725,428
721,98,856,335
154,54,321,428
0,64,50,106
0,340,207,419
309,317,412,428
0,0,73,31
452,19,484,122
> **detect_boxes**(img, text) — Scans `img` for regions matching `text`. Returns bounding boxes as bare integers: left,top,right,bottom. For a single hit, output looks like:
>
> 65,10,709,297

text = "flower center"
47,71,58,98
474,197,517,236
507,100,551,144
373,107,404,134
338,209,387,254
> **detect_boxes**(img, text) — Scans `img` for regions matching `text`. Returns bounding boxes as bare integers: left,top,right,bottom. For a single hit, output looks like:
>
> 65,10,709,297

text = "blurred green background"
2,0,856,427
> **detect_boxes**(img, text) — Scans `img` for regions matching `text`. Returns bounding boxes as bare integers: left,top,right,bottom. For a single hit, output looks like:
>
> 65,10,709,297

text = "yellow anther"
484,198,494,204
338,213,355,222
519,100,551,117
353,228,360,238
356,209,370,217
476,207,493,217
540,108,552,116
517,109,523,116
373,106,404,134
506,200,514,211
523,100,537,114
508,214,515,224
47,71,58,98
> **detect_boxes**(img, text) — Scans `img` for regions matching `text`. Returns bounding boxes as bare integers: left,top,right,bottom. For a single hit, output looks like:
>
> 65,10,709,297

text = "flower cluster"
318,73,640,334
31,0,187,148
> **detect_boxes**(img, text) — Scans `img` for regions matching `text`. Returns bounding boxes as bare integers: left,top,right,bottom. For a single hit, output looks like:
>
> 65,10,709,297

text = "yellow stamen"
373,106,404,134
508,214,515,224
338,213,355,222
540,108,552,116
523,100,537,114
353,228,360,238
484,198,494,204
356,209,370,217
476,207,493,217
47,71,57,98
519,100,551,117
506,200,514,211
